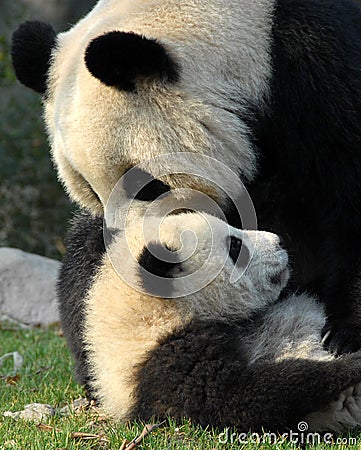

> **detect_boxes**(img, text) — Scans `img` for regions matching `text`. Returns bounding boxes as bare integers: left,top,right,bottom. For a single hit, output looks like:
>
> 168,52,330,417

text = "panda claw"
322,322,361,355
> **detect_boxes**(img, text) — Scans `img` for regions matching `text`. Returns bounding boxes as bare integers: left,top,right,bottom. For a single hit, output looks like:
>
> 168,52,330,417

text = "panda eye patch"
229,236,250,268
122,168,170,201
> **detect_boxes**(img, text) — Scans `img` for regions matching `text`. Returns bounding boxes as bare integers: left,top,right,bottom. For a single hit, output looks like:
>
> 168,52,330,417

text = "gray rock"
3,398,94,422
0,248,60,325
59,397,90,415
3,403,55,422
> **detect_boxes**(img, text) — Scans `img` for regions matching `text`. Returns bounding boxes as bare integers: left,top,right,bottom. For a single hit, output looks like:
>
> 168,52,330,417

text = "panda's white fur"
83,212,361,432
242,295,332,366
43,0,273,213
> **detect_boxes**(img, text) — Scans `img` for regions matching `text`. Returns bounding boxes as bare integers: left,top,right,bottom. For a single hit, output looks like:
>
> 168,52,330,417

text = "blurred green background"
0,0,96,259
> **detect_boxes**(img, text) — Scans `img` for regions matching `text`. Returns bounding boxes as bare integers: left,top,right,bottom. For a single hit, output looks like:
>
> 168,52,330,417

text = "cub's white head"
108,212,289,322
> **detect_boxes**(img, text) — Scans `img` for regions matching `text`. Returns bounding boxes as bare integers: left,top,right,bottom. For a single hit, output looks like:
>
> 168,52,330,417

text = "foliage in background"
0,1,74,259
20,0,97,32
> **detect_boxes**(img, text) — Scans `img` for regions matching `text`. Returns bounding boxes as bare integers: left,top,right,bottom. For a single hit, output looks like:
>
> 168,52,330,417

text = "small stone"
59,397,89,415
3,403,55,422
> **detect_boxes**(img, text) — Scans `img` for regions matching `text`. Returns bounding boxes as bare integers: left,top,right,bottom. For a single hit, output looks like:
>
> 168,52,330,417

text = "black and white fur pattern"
11,0,361,353
58,211,361,433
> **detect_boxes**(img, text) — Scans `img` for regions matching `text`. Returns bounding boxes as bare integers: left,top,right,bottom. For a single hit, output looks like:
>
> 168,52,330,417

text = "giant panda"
58,209,361,433
11,0,361,353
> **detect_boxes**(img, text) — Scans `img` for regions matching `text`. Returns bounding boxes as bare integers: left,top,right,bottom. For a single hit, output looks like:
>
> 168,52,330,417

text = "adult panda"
11,0,361,352
58,210,361,432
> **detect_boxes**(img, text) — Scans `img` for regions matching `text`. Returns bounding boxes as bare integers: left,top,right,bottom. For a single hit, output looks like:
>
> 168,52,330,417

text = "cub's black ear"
11,20,56,94
138,242,180,279
84,31,179,91
138,242,180,297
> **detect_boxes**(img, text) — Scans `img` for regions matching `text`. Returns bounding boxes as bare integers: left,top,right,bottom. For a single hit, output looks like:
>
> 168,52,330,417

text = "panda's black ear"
138,242,180,279
138,242,180,297
84,31,179,91
11,21,57,94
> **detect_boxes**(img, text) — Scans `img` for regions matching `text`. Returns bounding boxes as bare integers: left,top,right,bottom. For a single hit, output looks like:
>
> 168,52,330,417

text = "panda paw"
322,321,361,355
305,381,361,432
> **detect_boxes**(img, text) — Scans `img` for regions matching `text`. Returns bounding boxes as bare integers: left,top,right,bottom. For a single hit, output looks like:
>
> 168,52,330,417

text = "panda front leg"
57,211,106,398
226,353,361,432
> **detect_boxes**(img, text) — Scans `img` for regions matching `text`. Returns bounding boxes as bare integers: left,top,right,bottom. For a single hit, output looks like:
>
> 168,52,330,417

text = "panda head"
11,0,272,214
107,212,289,322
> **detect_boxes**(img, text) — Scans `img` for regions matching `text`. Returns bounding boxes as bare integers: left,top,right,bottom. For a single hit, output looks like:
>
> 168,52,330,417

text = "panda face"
12,0,274,214
112,212,289,322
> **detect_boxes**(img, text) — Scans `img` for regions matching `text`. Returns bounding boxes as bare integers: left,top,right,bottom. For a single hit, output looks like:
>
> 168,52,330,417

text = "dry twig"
37,423,61,432
121,421,166,449
119,438,128,450
71,431,108,443
71,431,101,439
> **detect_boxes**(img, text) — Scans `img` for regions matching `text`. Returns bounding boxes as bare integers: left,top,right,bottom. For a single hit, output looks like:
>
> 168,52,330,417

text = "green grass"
1,324,361,449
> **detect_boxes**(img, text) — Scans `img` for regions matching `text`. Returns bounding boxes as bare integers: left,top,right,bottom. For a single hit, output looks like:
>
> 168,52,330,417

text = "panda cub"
58,211,361,433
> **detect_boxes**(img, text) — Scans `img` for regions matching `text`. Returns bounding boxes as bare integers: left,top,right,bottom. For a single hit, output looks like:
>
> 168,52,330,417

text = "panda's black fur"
132,320,360,431
241,0,361,353
56,212,105,395
58,211,361,432
85,31,179,92
11,20,56,94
